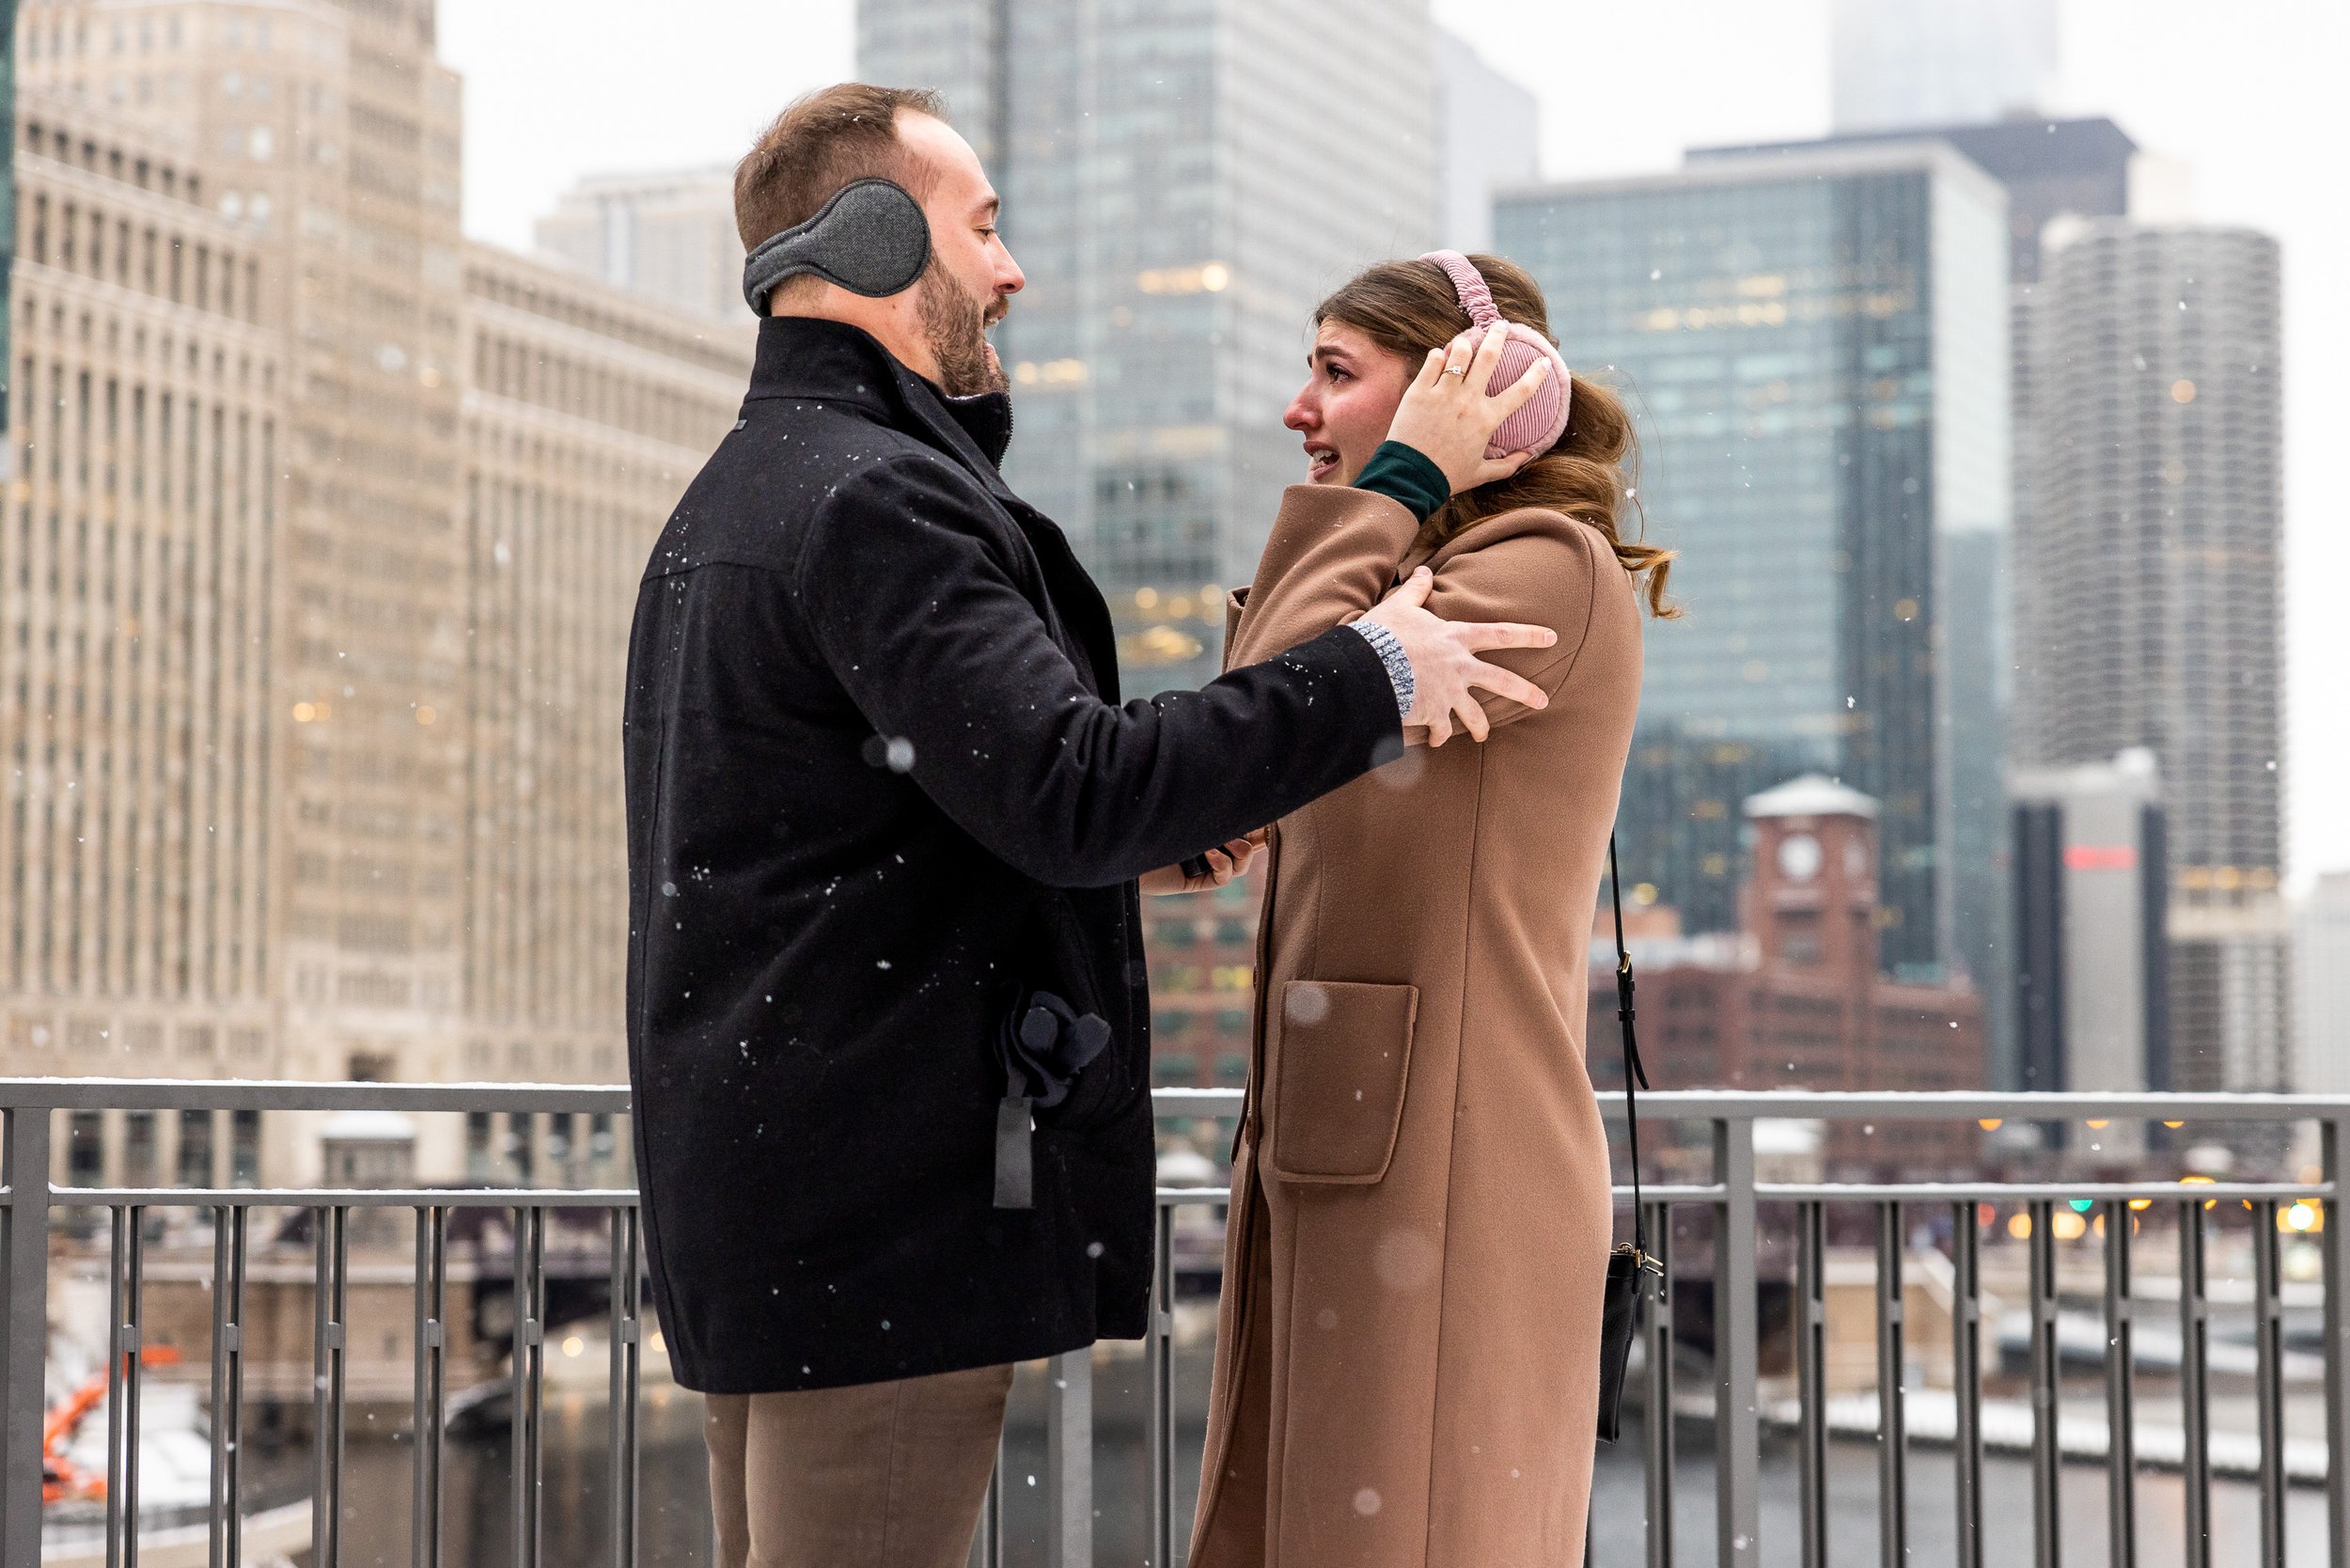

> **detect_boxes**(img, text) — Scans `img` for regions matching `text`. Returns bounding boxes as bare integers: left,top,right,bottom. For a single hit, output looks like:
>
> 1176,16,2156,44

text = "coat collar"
746,316,1016,485
746,317,1121,703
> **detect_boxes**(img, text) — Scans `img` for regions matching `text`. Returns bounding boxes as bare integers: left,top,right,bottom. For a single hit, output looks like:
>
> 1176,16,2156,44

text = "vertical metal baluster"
2252,1200,2285,1568
1714,1119,1761,1568
209,1206,246,1568
1044,1346,1094,1568
2,1105,56,1568
1951,1202,1983,1568
607,1206,641,1568
511,1205,545,1568
1147,1198,1175,1568
127,1206,147,1568
312,1206,348,1568
106,1205,129,1568
2103,1201,2137,1568
2179,1200,2210,1568
414,1205,447,1568
104,1206,150,1568
984,1432,1006,1568
211,1208,234,1568
1794,1201,1827,1568
126,1213,148,1568
1644,1200,1675,1568
2029,1200,2061,1568
1874,1203,1907,1568
311,1208,330,1568
2324,1119,2350,1568
334,1208,349,1560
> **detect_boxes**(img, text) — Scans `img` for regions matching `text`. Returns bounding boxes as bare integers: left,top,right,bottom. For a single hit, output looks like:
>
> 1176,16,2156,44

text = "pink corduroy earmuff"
1420,250,1573,461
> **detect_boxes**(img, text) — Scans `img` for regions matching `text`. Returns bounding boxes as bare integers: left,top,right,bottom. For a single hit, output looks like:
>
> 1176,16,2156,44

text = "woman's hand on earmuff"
1385,322,1548,496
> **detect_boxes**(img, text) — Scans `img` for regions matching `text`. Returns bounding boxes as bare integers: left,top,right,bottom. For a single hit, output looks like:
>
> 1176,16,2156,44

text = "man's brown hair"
734,83,948,251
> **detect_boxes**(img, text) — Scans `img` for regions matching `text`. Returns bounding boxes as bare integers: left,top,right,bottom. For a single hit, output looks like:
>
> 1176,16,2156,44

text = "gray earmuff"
742,178,932,314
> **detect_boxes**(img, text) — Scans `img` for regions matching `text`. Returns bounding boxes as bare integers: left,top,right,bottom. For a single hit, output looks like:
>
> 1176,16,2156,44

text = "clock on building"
1777,831,1824,882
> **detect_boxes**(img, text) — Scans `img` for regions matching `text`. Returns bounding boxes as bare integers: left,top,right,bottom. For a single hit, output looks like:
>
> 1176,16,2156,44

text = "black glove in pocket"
991,989,1114,1209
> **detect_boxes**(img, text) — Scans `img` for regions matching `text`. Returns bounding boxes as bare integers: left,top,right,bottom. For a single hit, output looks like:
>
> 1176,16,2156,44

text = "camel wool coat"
1188,482,1643,1568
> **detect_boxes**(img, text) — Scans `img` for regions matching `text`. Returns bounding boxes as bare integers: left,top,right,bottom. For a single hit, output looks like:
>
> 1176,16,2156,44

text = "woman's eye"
1325,366,1349,384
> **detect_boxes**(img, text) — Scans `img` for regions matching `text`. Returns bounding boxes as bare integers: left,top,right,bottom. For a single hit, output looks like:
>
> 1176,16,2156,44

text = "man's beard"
918,260,1006,397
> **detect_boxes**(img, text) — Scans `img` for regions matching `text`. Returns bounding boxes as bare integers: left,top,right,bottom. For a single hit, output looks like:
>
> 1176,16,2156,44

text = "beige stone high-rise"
5,1,750,1185
532,166,741,321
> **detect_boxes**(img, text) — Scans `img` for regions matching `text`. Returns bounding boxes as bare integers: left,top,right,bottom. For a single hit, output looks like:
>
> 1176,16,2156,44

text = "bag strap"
1607,835,1652,1262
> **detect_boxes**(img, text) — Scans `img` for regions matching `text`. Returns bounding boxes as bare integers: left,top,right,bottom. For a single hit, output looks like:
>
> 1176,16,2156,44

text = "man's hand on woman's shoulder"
1359,567,1556,746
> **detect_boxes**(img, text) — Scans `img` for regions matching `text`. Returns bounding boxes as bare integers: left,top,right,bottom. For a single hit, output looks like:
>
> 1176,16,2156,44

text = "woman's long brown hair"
1315,254,1679,618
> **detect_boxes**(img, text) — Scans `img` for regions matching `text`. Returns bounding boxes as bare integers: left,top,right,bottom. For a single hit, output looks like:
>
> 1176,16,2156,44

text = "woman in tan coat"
1183,254,1676,1568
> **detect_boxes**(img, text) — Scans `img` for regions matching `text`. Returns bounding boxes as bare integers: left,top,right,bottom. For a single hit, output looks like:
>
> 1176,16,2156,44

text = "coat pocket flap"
1265,980,1418,1184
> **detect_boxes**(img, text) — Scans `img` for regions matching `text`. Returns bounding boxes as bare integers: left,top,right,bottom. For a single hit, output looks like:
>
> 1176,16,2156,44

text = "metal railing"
1,1078,636,1568
5,1081,2350,1568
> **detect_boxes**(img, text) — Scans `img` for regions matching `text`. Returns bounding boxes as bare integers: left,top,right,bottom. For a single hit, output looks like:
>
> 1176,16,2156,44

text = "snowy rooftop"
1744,773,1878,822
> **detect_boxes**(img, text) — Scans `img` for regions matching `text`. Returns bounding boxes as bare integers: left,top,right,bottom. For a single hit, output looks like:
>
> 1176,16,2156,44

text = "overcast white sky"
439,0,2348,887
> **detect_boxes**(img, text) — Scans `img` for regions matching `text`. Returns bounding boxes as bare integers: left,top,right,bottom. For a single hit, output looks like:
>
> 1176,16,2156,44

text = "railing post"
2029,1200,2061,1568
2253,1198,2285,1568
312,1205,349,1568
1794,1201,1826,1568
1,1104,52,1568
1644,1199,1676,1568
1045,1345,1093,1568
1951,1201,1983,1568
1874,1203,1907,1568
2102,1200,2137,1568
106,1202,149,1568
982,1433,1007,1568
606,1205,642,1568
415,1204,448,1568
511,1205,546,1568
2325,1118,2350,1568
1714,1117,1761,1568
1147,1199,1176,1568
2179,1199,2211,1568
212,1203,248,1568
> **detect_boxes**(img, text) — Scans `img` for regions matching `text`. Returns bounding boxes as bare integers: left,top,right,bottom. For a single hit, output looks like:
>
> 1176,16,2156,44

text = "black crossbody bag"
1596,835,1661,1442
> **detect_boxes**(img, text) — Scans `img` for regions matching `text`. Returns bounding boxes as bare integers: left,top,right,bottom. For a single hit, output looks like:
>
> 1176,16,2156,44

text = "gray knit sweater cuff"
1348,620,1414,721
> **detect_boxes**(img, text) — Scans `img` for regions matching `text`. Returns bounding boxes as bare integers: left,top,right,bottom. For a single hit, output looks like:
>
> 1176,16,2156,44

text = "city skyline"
859,0,1440,693
1498,140,2013,991
7,2,2322,1100
0,10,2337,1560
438,0,2347,892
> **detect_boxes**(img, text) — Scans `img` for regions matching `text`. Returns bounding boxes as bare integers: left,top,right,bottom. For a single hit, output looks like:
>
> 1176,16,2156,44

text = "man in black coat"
623,84,1557,1566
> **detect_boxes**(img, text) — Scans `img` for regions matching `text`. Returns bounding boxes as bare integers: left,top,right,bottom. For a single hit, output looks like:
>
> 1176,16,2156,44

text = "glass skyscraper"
1498,143,2012,981
1693,118,2138,1084
859,0,1436,690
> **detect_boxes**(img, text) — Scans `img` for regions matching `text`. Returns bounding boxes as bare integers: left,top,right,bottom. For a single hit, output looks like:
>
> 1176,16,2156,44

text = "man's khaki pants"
703,1362,1016,1568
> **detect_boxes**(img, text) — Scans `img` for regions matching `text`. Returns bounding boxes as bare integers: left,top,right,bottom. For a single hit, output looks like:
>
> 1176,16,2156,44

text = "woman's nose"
1283,390,1316,432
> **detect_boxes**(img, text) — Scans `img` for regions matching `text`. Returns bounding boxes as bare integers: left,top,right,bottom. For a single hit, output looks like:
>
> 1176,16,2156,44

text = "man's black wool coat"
622,318,1402,1393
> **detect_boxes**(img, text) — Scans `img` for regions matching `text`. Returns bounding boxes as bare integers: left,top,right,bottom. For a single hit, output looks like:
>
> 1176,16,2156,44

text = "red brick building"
1589,776,1986,1171
1144,874,1262,1089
